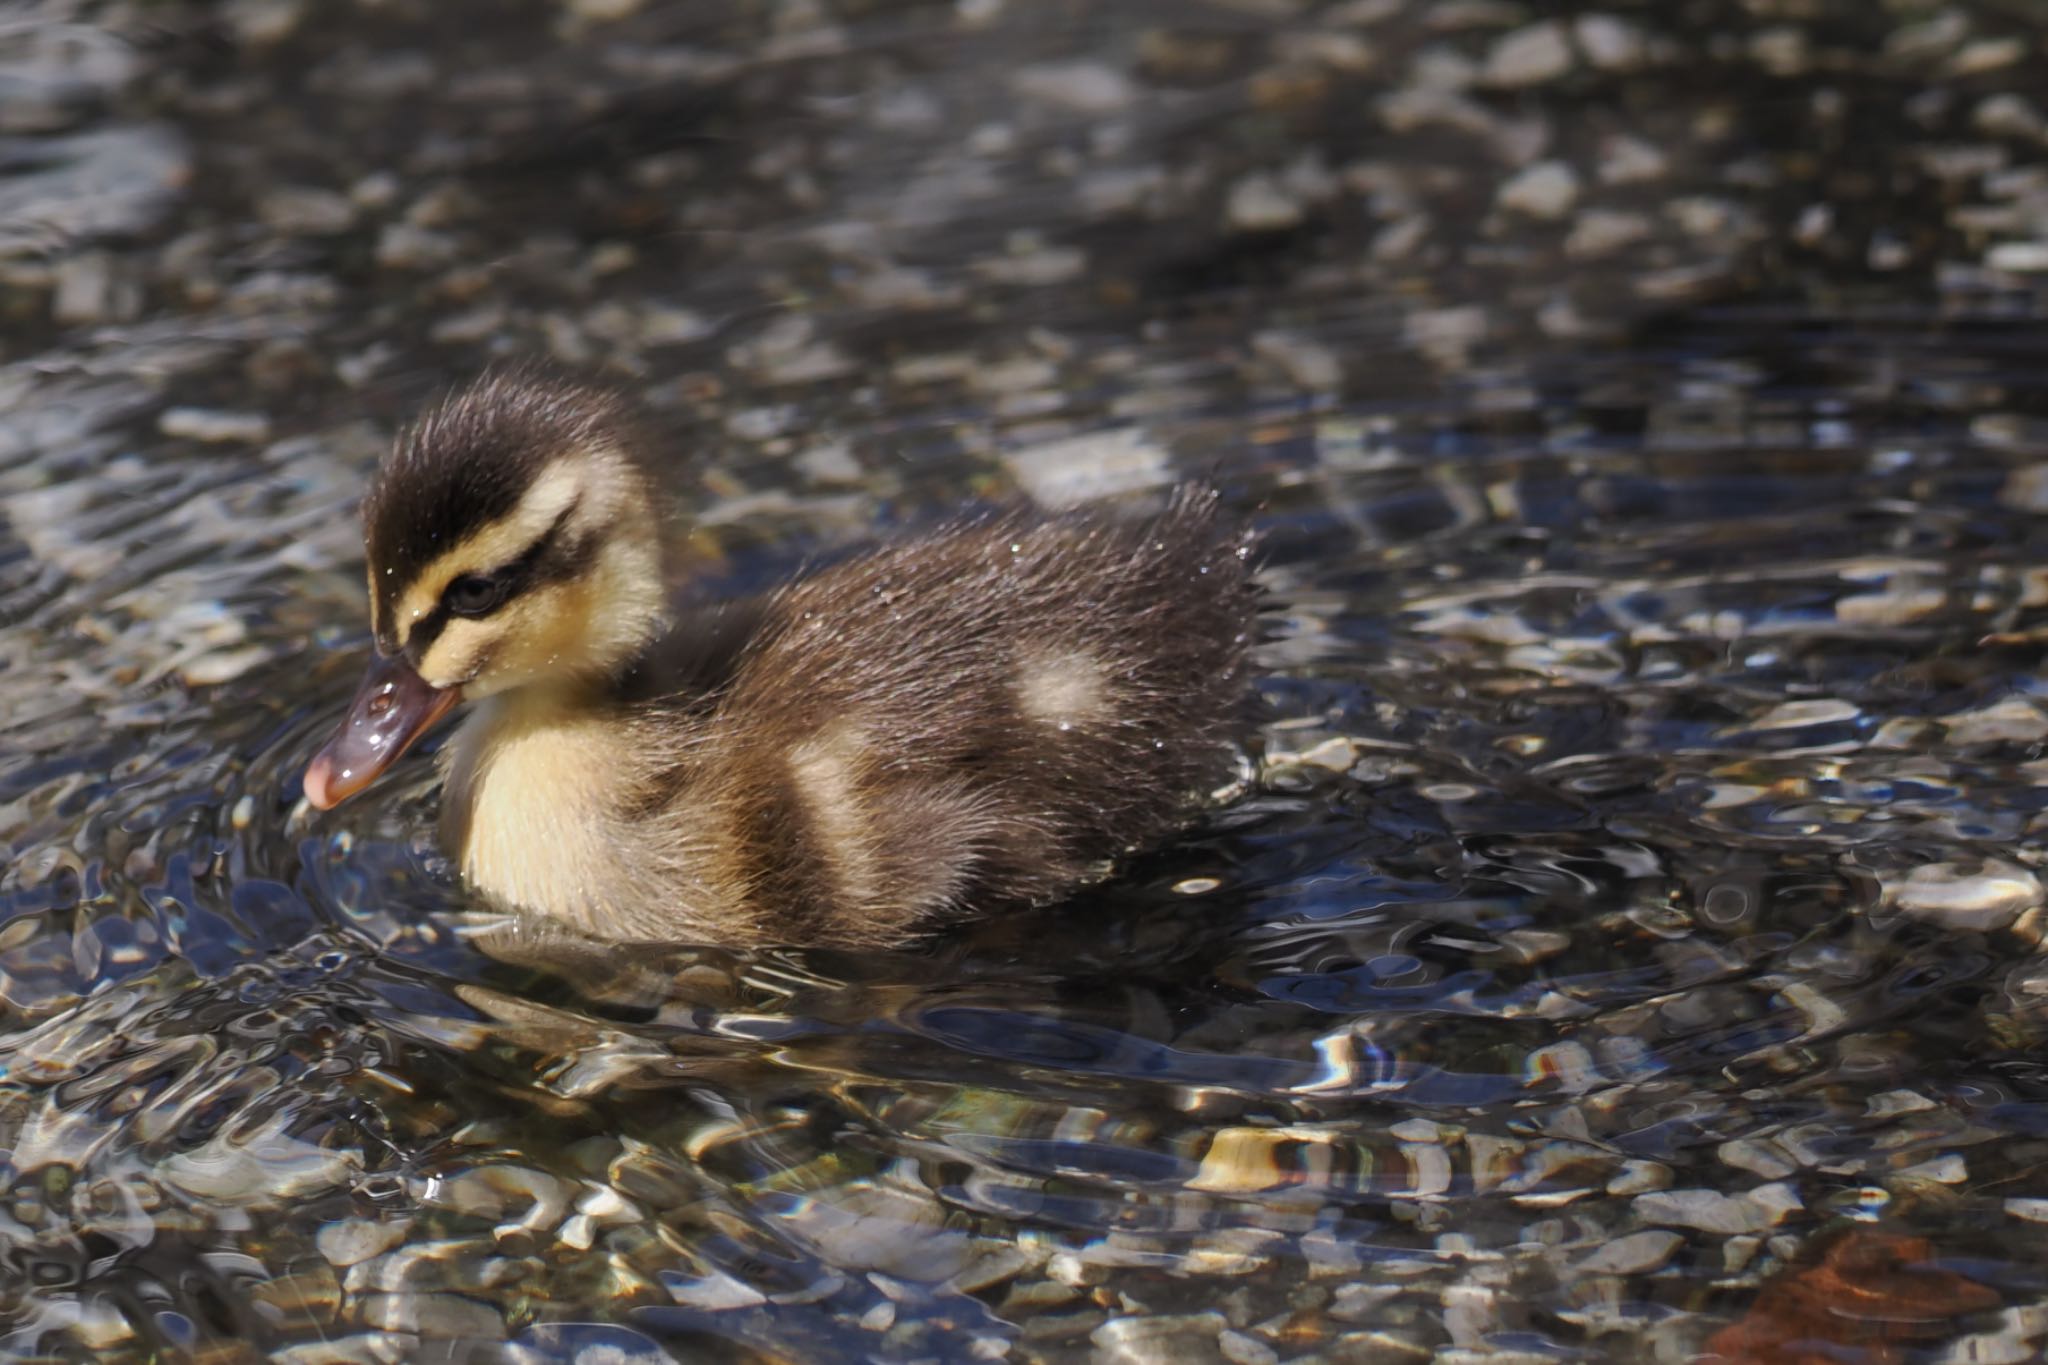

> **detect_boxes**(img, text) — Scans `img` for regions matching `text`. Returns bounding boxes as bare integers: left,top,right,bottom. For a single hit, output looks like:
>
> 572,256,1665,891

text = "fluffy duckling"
304,372,1259,948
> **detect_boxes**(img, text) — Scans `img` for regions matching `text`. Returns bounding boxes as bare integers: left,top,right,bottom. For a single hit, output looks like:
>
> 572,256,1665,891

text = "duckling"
303,371,1259,948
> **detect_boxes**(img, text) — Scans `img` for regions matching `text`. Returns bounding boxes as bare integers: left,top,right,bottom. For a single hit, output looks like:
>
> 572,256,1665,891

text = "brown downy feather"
450,488,1259,948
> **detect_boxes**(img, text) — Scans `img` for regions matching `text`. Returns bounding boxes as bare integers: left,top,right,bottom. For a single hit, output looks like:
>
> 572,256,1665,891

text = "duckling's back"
642,485,1260,948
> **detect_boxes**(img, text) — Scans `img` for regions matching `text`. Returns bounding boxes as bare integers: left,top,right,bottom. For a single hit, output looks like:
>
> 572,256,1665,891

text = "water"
8,0,2048,1360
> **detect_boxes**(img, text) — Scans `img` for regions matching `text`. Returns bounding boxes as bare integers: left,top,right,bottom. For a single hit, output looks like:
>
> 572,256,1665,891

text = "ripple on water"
11,0,2048,1359
12,392,2048,1359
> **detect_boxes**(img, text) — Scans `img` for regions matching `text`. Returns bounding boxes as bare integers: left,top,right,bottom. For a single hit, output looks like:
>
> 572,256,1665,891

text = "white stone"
1897,1154,1967,1185
159,408,272,443
1886,859,2043,931
1574,15,1649,71
1598,134,1669,184
1718,1139,1797,1180
317,1218,409,1268
1976,94,2047,139
1404,305,1487,367
1227,173,1303,232
1866,1090,1937,1119
1252,330,1343,389
665,1268,767,1310
1497,161,1580,219
1005,427,1172,509
1010,62,1135,114
1945,696,2048,745
1575,1229,1683,1275
1990,242,2048,273
1484,22,1572,86
1634,1183,1800,1234
355,1292,506,1339
1566,209,1651,259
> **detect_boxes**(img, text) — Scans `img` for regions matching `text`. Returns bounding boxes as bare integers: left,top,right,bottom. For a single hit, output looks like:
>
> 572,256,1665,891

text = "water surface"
7,1,2048,1361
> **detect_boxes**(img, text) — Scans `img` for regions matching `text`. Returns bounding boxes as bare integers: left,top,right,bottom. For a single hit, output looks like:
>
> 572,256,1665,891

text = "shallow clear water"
9,1,2048,1361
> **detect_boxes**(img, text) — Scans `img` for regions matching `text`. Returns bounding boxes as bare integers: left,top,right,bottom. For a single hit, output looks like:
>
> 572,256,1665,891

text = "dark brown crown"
363,370,633,633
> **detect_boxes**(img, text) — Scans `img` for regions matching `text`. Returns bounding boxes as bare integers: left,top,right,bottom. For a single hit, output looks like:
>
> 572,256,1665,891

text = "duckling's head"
304,371,665,810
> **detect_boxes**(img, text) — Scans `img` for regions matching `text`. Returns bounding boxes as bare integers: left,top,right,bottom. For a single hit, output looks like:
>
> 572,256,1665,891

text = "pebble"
1943,696,2048,745
1976,94,2046,140
270,1337,408,1365
1717,1139,1796,1181
259,186,357,235
1005,427,1171,509
1010,61,1136,114
1634,1183,1801,1235
1949,35,2025,76
1227,173,1305,232
158,407,272,444
1597,133,1669,184
1091,1311,1227,1364
355,1291,507,1339
1834,583,1946,625
1253,331,1343,390
1575,14,1651,71
664,1268,767,1310
51,251,137,323
1989,242,2048,273
375,223,459,269
225,0,307,46
638,304,713,347
976,242,1088,287
1750,26,1809,76
1565,209,1651,259
1300,1223,1366,1278
1866,1090,1937,1119
158,1117,359,1204
1897,1153,1967,1185
1885,858,2043,931
1329,1282,1403,1324
428,306,506,345
971,356,1059,395
1405,305,1488,367
319,1218,412,1268
427,1165,570,1236
1496,161,1580,219
566,0,645,19
1575,1230,1683,1275
1220,1328,1279,1365
1888,11,1968,61
732,316,857,384
1606,1161,1673,1197
1483,21,1573,87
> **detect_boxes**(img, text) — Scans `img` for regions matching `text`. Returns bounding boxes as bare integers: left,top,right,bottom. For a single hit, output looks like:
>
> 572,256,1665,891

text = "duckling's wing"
670,487,1258,946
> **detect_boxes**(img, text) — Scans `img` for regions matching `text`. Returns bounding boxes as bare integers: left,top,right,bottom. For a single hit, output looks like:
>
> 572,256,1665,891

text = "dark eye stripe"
400,497,583,660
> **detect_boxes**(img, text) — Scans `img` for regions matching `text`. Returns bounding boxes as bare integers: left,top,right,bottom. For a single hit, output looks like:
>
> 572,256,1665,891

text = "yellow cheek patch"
417,616,500,689
415,578,607,691
393,461,586,645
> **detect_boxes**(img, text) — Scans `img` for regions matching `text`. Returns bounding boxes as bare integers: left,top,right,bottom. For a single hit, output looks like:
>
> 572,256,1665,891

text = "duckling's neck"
439,682,645,930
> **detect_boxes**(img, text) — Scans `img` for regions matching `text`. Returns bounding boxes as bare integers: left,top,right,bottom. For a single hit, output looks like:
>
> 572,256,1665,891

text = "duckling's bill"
304,653,461,810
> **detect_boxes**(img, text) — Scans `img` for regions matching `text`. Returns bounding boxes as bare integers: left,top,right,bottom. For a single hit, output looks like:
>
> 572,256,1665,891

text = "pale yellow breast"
440,694,644,934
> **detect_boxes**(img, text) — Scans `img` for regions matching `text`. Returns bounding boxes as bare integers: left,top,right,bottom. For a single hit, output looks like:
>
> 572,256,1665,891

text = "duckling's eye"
444,571,511,618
